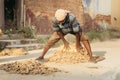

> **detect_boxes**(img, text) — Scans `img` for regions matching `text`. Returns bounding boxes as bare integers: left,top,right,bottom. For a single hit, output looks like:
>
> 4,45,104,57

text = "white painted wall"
82,0,111,15
98,0,111,15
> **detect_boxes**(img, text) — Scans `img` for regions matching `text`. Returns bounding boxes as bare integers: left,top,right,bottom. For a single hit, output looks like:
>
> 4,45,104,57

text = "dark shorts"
64,27,82,36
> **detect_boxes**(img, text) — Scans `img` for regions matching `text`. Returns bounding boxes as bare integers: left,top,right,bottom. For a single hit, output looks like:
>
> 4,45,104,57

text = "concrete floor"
0,39,120,80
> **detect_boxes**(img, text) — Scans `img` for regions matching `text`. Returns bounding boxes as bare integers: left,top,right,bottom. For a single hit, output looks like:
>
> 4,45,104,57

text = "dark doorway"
4,0,17,30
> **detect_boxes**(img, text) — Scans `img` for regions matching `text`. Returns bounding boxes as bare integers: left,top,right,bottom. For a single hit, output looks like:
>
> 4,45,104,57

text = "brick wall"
24,0,84,34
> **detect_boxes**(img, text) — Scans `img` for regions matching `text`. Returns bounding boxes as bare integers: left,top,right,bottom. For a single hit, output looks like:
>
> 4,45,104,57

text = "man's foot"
89,58,97,63
35,56,44,61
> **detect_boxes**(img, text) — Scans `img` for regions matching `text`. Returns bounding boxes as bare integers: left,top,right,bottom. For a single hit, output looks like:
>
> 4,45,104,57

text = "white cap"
55,9,67,21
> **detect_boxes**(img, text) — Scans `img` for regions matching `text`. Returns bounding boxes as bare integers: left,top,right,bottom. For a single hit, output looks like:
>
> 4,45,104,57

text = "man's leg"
80,33,93,61
37,32,61,60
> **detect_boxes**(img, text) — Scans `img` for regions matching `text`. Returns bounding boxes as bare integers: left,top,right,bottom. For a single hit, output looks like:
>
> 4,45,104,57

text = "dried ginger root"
0,59,61,75
0,48,27,56
49,44,90,64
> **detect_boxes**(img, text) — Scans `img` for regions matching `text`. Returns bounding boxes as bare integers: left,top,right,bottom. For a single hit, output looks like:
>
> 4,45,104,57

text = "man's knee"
45,32,60,48
80,34,89,41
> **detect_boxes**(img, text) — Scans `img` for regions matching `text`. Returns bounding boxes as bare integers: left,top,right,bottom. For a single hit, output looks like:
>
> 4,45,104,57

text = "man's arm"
75,32,83,51
57,31,69,48
75,32,80,46
52,17,69,48
71,16,83,51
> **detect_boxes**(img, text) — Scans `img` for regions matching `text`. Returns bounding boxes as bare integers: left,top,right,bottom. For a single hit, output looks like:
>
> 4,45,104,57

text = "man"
36,9,94,62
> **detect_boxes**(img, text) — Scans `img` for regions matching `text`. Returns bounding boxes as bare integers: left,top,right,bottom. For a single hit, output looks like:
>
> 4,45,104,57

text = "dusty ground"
0,39,120,80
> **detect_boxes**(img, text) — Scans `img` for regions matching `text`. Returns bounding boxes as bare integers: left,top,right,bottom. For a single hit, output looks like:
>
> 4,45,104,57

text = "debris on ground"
0,59,62,75
48,44,105,64
0,48,27,56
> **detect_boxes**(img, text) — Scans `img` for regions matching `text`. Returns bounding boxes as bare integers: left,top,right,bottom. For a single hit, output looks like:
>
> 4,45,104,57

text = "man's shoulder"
68,13,76,22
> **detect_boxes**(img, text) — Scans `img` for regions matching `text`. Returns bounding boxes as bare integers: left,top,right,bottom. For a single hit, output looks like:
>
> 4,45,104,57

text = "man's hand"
63,40,70,49
76,44,83,52
57,31,70,50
